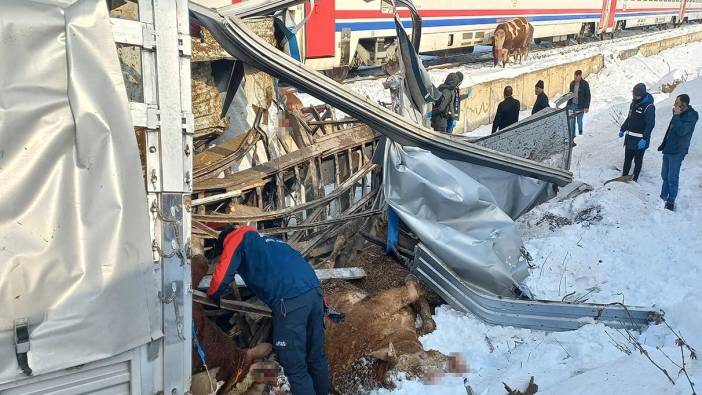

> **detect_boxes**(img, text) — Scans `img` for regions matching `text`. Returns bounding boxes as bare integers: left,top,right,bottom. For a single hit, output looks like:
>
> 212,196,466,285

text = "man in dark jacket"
492,86,520,134
568,70,591,139
208,226,328,395
429,72,463,133
619,83,655,182
658,94,698,211
532,80,549,114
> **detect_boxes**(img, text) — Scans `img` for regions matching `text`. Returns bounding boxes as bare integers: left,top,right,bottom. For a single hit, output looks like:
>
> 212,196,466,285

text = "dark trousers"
661,153,685,204
569,103,584,136
623,148,646,181
272,288,329,395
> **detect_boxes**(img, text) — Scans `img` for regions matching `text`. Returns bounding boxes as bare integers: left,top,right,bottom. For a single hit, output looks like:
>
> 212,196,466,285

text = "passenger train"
227,0,702,76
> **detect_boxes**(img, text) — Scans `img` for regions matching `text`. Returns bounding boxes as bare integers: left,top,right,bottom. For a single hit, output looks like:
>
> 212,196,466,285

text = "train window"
463,32,473,40
448,34,454,46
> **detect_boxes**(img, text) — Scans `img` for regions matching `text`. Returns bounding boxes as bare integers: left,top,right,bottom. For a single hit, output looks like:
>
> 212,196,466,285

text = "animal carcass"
323,277,464,394
492,17,534,67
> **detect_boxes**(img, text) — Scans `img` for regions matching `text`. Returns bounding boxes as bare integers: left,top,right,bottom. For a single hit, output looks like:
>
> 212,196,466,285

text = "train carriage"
222,0,702,75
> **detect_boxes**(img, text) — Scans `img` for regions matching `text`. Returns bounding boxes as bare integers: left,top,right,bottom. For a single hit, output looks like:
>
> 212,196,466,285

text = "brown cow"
191,255,272,394
492,17,534,67
323,277,466,394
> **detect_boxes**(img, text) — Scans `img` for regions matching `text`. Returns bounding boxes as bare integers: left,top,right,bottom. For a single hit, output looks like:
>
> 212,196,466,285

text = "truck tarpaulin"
0,0,159,383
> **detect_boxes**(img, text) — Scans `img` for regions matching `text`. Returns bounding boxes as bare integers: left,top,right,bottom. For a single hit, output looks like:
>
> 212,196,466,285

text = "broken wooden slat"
197,267,367,290
260,209,382,235
194,162,375,222
297,188,378,257
192,189,243,207
275,173,285,209
194,125,375,192
193,290,273,316
192,220,220,238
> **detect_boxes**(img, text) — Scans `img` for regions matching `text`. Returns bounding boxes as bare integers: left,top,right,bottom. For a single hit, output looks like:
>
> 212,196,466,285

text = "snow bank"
377,39,702,395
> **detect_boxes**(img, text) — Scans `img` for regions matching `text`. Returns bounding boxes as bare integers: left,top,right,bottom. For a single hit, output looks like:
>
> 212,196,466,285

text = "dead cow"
191,255,272,394
324,277,462,394
492,17,534,67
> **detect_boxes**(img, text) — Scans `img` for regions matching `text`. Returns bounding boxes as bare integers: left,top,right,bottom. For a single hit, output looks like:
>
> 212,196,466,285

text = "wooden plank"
193,128,258,178
194,162,375,222
297,188,378,257
192,189,242,206
197,267,367,289
275,173,285,209
308,159,321,199
260,210,382,235
255,186,264,210
194,125,374,192
192,220,219,238
193,290,272,316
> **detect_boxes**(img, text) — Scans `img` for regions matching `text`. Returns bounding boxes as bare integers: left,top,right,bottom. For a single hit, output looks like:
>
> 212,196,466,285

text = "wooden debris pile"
187,22,452,395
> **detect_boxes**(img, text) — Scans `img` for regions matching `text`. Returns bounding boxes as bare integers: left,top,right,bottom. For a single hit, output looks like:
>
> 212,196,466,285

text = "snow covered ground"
374,39,702,394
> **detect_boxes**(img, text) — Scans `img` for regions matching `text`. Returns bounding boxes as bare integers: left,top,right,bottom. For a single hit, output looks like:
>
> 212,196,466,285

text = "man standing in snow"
532,80,549,115
208,226,329,395
492,85,520,134
428,72,463,133
568,70,591,141
658,94,698,211
619,83,655,182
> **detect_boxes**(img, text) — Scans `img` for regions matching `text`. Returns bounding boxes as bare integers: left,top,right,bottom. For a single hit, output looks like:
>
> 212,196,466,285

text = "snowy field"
373,40,702,394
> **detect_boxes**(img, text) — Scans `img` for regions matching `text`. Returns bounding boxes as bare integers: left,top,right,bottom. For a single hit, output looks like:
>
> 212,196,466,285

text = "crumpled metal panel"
449,108,571,218
0,0,159,383
412,243,662,331
473,108,572,170
384,143,529,297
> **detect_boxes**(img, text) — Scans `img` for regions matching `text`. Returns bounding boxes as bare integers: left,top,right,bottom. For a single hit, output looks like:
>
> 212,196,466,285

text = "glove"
425,111,433,118
618,130,625,138
637,139,647,150
447,118,456,133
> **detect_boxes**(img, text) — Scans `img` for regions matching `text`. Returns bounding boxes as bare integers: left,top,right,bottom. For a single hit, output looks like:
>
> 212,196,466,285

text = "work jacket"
659,106,699,155
208,226,320,307
621,93,655,150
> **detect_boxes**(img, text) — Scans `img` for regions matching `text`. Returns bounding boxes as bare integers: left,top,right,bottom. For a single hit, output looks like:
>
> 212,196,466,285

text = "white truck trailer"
0,0,194,393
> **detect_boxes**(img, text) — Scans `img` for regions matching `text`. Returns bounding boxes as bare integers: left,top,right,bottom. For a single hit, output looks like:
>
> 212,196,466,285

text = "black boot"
664,201,675,211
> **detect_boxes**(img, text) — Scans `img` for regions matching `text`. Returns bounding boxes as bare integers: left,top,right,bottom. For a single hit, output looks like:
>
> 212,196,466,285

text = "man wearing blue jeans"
568,70,590,146
568,70,591,145
658,94,698,211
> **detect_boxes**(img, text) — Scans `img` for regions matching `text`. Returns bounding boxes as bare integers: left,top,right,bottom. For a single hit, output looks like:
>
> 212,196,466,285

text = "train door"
598,0,618,33
305,0,336,58
679,0,688,24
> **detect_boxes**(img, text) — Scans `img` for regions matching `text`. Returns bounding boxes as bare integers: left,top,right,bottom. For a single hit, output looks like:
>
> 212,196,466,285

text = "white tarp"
0,0,160,383
384,143,529,296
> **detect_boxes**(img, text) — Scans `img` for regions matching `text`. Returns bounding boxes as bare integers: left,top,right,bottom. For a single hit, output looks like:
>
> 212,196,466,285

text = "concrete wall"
459,30,702,133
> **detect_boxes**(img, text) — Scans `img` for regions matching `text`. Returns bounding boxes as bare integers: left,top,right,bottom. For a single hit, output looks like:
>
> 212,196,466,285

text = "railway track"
344,24,700,83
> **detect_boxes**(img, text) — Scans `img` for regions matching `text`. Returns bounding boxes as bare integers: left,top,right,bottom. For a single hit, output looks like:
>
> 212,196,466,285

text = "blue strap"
192,320,207,366
386,208,399,254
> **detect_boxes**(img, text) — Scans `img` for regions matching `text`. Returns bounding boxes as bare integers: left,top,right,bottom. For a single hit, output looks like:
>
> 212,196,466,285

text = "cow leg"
361,275,421,316
413,296,436,336
370,342,397,362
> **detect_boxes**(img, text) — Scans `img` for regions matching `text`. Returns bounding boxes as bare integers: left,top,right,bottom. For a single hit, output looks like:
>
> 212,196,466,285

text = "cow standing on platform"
492,17,534,67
